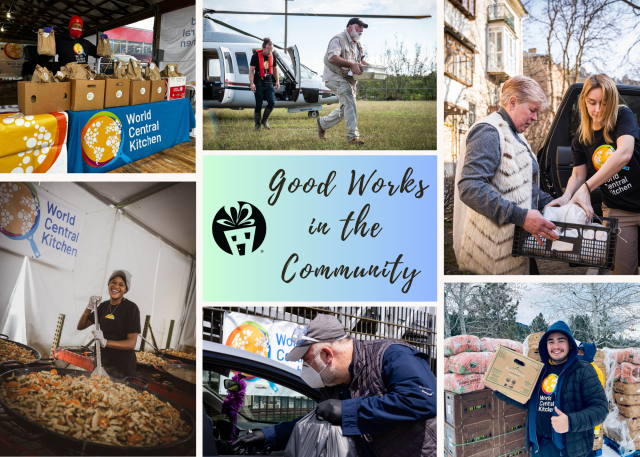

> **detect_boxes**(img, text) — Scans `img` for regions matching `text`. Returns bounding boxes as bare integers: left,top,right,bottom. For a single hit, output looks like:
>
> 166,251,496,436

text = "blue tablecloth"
67,98,195,173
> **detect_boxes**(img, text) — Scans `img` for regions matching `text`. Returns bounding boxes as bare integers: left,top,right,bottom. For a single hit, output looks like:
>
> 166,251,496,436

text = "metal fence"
355,87,437,101
203,306,437,372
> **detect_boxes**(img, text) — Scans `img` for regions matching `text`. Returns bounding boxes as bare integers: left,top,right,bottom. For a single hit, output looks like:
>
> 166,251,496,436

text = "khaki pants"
320,80,359,141
602,205,640,275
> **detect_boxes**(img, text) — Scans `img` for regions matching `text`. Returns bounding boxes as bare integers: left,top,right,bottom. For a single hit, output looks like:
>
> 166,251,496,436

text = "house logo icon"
212,202,266,256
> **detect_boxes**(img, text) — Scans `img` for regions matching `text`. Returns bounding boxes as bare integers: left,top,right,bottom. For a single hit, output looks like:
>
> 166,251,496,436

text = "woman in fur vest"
453,75,559,275
547,74,640,275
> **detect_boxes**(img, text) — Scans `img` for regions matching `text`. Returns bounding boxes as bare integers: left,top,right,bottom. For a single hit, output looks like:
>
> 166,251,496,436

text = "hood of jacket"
538,320,579,367
577,342,597,363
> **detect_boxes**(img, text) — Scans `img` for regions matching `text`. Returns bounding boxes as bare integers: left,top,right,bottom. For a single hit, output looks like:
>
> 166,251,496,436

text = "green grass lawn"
203,100,437,150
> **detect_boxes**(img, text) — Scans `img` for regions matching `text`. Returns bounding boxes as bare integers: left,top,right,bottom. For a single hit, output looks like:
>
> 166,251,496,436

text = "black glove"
232,429,265,453
315,399,342,425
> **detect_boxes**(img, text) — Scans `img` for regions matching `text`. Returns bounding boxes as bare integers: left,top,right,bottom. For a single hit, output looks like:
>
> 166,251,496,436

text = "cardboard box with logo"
18,81,71,115
70,80,105,111
130,80,151,106
163,76,186,100
104,79,130,108
150,80,165,103
482,347,544,404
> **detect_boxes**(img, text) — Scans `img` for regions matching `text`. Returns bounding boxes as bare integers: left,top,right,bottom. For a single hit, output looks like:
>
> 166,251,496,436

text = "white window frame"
487,25,517,77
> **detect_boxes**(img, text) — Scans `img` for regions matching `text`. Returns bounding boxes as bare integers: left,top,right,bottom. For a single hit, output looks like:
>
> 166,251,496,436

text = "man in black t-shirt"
249,37,280,131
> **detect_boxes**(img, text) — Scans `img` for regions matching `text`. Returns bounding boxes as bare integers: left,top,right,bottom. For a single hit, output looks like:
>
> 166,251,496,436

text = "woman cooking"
547,74,640,275
77,270,141,379
39,15,107,70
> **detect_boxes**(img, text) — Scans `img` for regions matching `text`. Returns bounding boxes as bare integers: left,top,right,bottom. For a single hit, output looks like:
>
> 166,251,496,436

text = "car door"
219,46,236,104
204,344,320,455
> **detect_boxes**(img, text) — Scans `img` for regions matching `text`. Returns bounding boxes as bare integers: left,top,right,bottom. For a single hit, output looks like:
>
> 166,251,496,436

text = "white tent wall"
159,6,196,85
1,183,193,358
0,249,27,333
151,245,192,349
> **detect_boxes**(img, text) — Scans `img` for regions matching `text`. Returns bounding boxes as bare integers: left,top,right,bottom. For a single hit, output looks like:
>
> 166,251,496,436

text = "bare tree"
444,283,483,338
534,283,640,346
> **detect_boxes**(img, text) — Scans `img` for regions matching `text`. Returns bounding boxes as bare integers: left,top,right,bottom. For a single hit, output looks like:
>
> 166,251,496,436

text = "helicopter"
202,9,430,118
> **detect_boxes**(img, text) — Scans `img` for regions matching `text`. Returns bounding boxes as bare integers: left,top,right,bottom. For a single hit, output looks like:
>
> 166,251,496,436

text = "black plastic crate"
511,216,619,270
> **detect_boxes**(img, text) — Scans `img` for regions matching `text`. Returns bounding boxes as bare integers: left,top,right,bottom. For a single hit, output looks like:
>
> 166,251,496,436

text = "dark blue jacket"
577,342,597,363
262,344,437,455
494,321,608,457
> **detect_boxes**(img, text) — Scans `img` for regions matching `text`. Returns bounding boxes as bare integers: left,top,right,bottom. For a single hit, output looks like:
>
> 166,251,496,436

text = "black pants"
254,84,275,114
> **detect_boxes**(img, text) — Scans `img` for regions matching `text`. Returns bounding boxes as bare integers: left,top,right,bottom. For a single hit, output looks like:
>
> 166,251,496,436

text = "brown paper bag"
95,73,111,80
37,29,56,56
80,64,96,80
113,60,127,79
96,36,111,58
160,63,182,77
126,59,144,81
32,64,53,83
66,63,89,80
53,67,69,82
144,62,161,81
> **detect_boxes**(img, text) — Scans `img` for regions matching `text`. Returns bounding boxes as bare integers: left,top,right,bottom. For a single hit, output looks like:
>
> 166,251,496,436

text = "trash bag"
284,411,358,457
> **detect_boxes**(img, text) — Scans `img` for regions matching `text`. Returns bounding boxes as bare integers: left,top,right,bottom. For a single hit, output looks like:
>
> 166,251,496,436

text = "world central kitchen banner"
66,99,195,173
0,182,85,270
219,311,303,396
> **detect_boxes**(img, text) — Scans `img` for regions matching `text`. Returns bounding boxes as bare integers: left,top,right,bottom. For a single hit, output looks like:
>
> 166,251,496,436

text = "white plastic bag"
284,411,358,457
543,204,589,251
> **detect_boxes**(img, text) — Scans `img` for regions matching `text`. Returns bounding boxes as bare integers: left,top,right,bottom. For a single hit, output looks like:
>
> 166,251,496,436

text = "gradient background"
204,156,436,301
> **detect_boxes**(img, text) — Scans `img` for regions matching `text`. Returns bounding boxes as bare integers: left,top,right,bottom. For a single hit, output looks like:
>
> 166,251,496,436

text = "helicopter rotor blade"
204,9,430,19
204,15,285,50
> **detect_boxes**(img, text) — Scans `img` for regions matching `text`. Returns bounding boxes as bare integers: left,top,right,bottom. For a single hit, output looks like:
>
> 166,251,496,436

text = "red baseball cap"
69,15,83,30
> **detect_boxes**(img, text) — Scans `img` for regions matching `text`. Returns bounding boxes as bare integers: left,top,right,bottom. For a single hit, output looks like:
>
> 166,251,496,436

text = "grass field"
203,100,437,150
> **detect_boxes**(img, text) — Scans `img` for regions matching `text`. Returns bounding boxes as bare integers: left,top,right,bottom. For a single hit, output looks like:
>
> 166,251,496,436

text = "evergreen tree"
530,313,548,334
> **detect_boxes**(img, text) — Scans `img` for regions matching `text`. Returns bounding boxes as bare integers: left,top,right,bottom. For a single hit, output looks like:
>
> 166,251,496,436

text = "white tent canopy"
0,182,196,359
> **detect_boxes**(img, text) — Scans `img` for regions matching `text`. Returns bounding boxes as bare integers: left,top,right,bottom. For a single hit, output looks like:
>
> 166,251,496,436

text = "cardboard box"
482,347,544,404
150,80,165,103
615,393,640,405
617,404,640,417
130,80,151,106
18,81,71,115
628,417,640,431
445,421,527,457
612,382,640,395
104,79,130,108
163,76,186,100
70,80,105,111
445,390,496,426
528,333,544,345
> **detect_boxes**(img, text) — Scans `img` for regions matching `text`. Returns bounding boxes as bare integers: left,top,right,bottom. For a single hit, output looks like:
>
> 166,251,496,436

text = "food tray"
511,216,619,270
353,64,388,81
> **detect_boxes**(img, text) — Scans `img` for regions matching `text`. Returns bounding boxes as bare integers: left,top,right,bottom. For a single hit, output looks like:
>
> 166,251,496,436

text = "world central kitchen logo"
212,202,266,256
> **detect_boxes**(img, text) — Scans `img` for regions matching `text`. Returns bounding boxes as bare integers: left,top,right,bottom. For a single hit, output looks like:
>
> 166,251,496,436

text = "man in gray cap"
233,314,437,457
317,18,370,145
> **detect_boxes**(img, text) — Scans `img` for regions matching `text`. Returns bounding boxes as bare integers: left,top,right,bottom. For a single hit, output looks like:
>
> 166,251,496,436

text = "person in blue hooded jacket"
487,321,608,457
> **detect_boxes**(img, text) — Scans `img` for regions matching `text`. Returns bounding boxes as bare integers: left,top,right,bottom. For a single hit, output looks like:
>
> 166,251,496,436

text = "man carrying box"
487,321,607,457
232,314,437,457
